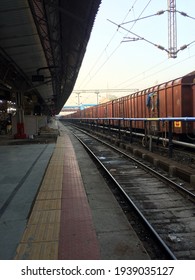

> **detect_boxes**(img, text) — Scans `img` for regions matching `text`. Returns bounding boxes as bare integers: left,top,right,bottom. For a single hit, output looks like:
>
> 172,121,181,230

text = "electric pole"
76,92,81,106
95,91,100,105
168,0,177,58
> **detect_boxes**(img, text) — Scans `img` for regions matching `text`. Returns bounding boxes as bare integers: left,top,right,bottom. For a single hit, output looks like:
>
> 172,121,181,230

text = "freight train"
64,72,195,140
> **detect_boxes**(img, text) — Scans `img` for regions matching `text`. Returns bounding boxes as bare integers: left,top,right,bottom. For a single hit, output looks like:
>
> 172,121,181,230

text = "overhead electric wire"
78,0,139,89
109,8,195,57
176,10,195,20
77,31,118,89
121,9,166,25
114,58,168,88
118,46,195,90
115,7,195,89
116,40,195,90
108,18,170,54
78,0,152,90
76,2,195,96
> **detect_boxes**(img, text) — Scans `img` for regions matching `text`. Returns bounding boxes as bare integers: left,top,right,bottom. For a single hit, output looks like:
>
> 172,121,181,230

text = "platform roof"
0,0,101,114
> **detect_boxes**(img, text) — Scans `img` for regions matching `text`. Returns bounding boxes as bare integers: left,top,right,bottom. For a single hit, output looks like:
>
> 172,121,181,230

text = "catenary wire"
77,0,139,89
121,9,167,25
81,5,195,93
121,46,195,90
76,3,195,94
79,0,153,90
176,10,195,20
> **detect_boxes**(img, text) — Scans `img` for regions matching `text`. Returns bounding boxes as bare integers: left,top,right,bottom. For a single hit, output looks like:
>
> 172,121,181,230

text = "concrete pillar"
14,92,26,139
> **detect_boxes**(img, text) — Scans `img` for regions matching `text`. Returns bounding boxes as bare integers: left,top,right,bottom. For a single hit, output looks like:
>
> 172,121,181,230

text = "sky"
65,0,195,107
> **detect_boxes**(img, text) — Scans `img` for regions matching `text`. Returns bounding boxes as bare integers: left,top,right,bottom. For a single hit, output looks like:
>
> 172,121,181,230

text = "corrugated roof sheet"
0,0,102,114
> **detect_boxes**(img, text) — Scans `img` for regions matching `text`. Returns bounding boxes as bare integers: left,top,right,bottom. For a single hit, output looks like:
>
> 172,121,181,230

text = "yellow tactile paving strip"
14,135,66,260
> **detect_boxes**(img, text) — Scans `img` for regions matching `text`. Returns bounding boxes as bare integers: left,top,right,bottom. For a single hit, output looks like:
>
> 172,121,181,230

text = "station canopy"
0,0,101,115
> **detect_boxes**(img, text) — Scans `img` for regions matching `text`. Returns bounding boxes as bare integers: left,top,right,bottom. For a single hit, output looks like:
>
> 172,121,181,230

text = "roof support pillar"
14,92,26,139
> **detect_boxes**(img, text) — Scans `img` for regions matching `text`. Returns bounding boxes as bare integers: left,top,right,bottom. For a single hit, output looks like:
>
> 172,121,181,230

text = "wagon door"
146,90,159,134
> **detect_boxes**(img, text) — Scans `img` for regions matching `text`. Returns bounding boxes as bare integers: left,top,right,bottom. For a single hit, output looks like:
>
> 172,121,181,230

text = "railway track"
66,124,195,260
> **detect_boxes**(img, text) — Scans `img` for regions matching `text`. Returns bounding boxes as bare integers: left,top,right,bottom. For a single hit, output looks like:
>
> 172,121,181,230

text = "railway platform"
0,120,150,260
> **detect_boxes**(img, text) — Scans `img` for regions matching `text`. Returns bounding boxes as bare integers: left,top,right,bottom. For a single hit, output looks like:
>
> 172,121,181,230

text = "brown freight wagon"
64,72,195,138
113,71,195,136
158,72,195,135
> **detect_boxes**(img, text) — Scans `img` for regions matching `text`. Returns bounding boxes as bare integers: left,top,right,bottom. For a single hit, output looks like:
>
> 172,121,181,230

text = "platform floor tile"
15,241,59,260
58,134,100,260
15,133,100,260
15,135,65,260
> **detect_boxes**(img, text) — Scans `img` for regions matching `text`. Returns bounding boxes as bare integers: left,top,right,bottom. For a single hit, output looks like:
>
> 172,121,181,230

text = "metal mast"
168,0,177,58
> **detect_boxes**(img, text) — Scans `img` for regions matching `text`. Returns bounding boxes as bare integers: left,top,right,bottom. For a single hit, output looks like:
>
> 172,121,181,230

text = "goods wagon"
65,72,195,137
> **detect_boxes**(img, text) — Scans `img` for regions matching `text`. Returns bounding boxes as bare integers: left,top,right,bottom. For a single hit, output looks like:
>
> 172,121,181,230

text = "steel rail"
75,126,195,201
72,130,177,260
97,136,195,201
